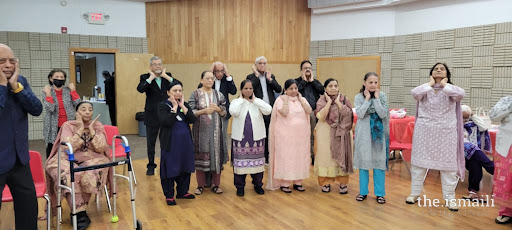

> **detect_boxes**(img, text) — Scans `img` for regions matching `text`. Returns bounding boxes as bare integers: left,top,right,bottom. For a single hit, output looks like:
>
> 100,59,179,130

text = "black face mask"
53,79,65,88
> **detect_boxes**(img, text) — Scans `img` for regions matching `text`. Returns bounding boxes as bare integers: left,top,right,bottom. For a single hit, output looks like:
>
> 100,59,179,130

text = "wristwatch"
12,82,24,94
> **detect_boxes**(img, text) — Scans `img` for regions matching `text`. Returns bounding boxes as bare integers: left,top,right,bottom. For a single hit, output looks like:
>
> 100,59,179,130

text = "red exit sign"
86,12,105,25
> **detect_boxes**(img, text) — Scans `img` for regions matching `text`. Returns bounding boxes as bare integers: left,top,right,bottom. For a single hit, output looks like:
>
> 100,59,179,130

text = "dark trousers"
146,125,161,169
263,114,271,163
46,143,53,159
46,127,61,158
160,173,191,198
107,102,116,126
0,156,38,230
234,172,264,189
465,150,495,192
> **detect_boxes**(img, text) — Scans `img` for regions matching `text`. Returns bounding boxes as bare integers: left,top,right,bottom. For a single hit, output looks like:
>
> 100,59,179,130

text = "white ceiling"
309,0,421,14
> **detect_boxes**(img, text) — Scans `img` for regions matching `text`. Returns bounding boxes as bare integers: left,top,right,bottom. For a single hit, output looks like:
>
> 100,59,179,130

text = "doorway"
70,48,118,126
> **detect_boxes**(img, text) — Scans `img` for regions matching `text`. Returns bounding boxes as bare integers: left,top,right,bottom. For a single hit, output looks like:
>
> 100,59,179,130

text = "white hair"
461,105,472,114
255,56,267,64
149,56,161,64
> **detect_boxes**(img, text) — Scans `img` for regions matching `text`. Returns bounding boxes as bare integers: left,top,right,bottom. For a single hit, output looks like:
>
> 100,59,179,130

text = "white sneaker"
405,195,419,204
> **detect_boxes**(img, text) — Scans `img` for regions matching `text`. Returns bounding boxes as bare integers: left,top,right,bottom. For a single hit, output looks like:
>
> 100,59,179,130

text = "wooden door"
115,53,154,134
317,56,381,104
75,57,97,98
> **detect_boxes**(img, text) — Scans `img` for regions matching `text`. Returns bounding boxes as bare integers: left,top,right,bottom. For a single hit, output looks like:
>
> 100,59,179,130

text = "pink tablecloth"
402,121,415,145
390,116,416,143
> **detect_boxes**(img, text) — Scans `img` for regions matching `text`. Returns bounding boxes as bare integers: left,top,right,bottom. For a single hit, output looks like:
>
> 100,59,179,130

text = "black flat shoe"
71,211,91,230
254,186,265,195
237,188,245,197
176,193,196,199
146,167,155,176
166,198,176,206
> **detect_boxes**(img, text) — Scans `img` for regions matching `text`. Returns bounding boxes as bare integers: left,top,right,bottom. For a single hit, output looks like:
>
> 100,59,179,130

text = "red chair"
104,125,137,185
102,125,137,213
1,151,51,230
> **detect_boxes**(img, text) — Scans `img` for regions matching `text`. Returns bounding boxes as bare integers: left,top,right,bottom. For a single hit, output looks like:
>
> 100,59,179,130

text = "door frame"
69,47,119,84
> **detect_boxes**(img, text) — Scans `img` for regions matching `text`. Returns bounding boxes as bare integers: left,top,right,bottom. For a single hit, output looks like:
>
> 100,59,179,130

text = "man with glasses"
246,56,282,163
197,62,237,187
137,56,178,175
295,60,324,164
0,43,42,230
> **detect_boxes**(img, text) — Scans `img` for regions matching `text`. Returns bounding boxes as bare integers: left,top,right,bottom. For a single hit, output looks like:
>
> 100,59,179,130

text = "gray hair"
149,56,161,64
461,105,472,114
255,56,267,64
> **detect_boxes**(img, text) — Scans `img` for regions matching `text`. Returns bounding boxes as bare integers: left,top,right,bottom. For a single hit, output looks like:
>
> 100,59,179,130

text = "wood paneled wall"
146,0,311,63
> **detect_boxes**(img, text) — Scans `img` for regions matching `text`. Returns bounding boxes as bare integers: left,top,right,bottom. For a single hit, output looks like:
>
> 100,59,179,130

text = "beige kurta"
314,120,350,177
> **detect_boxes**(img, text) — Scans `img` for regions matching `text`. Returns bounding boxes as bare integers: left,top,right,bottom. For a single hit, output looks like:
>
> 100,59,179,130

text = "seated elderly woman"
461,105,494,201
45,101,112,230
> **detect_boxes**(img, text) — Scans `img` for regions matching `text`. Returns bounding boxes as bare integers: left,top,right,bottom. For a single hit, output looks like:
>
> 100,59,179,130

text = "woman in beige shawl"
45,101,112,230
314,78,353,194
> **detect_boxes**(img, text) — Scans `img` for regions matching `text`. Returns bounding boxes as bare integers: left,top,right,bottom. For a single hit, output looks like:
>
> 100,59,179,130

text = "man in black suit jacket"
295,60,324,164
246,56,282,162
103,71,116,126
137,56,178,175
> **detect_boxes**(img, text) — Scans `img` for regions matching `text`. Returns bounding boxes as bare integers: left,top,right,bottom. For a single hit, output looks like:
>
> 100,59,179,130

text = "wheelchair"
56,135,142,230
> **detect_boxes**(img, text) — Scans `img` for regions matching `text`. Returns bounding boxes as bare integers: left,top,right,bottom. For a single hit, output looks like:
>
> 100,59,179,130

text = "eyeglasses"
302,67,312,70
257,62,267,65
214,70,225,73
0,58,17,65
150,63,162,66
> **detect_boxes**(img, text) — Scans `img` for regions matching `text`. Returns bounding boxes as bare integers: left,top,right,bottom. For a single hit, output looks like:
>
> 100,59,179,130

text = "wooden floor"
1,157,510,230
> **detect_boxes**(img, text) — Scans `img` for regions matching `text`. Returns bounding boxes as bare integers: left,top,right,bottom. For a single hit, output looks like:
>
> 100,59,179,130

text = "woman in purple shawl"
406,63,465,211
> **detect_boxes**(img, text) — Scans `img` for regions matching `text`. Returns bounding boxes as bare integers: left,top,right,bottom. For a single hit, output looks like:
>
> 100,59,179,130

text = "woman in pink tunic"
406,63,465,211
267,79,312,193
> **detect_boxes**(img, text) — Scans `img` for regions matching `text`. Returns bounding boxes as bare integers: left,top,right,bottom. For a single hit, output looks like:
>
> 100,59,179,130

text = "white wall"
0,0,146,37
395,0,512,35
311,0,512,40
311,8,396,40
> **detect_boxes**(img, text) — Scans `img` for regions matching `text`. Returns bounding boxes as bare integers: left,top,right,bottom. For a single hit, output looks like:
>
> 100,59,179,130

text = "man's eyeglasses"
302,67,312,70
0,58,17,65
214,70,225,74
150,63,162,66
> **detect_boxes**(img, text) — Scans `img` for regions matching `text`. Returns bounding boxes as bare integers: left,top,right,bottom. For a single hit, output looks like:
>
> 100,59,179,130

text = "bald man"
0,44,42,229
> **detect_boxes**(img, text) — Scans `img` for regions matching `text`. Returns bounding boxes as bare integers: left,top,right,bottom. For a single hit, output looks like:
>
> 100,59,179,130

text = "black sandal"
293,184,305,192
496,215,512,224
212,186,223,194
339,185,348,194
356,194,367,201
321,185,331,193
376,196,386,204
280,186,292,193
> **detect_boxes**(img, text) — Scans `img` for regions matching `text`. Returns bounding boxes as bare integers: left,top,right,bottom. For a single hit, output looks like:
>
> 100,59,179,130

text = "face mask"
53,79,65,88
